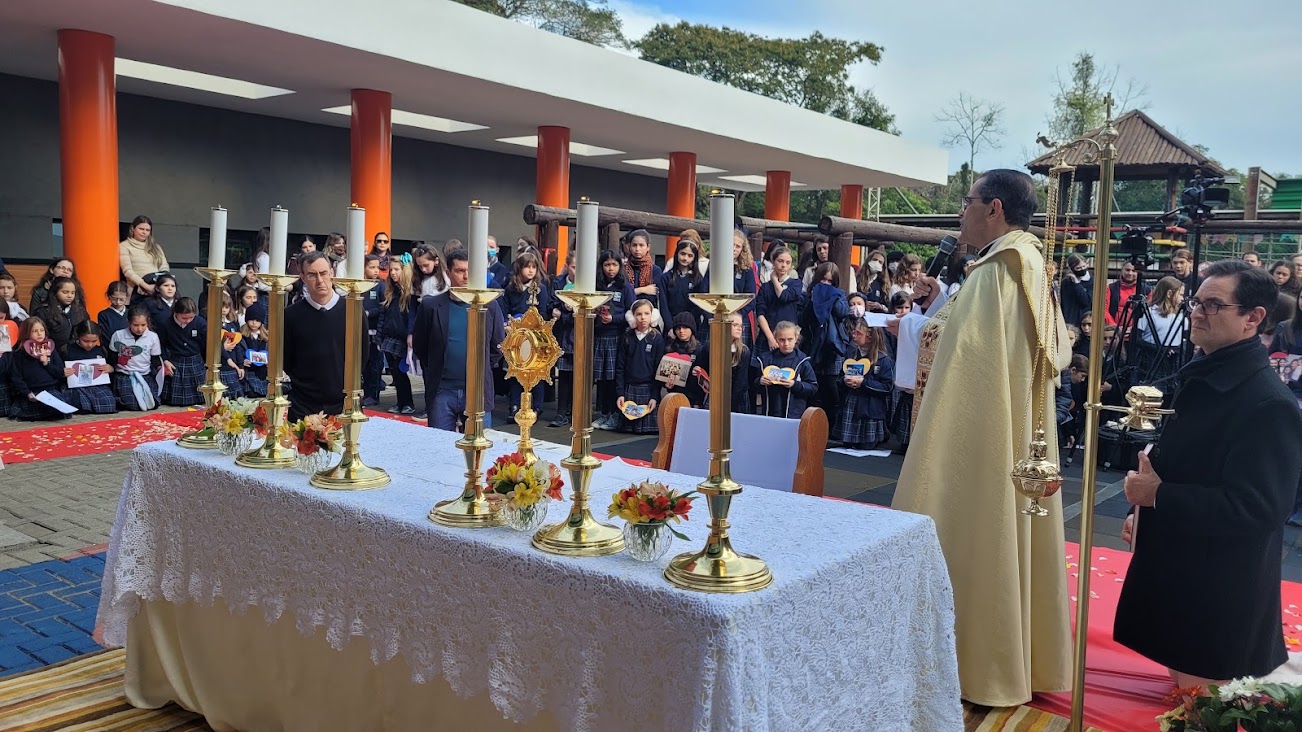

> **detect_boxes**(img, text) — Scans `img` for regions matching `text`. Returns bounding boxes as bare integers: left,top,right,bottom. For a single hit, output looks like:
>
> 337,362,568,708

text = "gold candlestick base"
431,287,504,528
237,273,300,470
664,292,772,593
310,278,389,490
178,267,235,449
532,290,625,557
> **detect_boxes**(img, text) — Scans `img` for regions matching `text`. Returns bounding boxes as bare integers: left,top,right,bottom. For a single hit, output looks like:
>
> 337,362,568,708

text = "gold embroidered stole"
911,295,956,432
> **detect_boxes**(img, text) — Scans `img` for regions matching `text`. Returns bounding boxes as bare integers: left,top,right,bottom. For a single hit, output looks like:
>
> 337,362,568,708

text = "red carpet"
1028,542,1302,731
0,411,203,464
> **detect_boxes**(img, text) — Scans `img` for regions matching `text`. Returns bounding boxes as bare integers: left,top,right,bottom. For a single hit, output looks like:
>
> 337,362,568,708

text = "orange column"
58,30,118,314
841,184,864,267
665,151,697,260
765,170,791,222
536,126,570,273
350,89,392,251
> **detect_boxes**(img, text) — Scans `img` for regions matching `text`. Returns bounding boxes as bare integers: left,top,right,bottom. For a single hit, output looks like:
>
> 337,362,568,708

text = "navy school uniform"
7,345,71,420
839,351,894,447
624,262,663,295
143,297,175,332
615,328,665,434
657,268,707,333
755,275,803,340
0,352,11,416
753,347,817,419
63,341,118,414
32,303,89,356
551,275,576,371
158,315,208,406
242,332,269,397
362,280,386,400
661,341,702,401
593,280,635,382
219,322,246,399
97,307,128,345
502,279,553,320
686,341,752,413
706,265,759,348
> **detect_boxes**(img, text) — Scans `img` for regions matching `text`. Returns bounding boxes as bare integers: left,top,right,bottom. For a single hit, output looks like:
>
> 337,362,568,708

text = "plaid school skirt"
70,384,118,414
620,382,658,435
219,367,245,399
890,390,914,446
242,370,268,397
379,335,406,361
838,391,886,446
8,387,73,421
593,333,618,382
163,353,206,406
113,371,158,411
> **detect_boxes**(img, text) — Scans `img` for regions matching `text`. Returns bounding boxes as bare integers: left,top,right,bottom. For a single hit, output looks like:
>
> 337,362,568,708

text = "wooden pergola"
1026,109,1228,218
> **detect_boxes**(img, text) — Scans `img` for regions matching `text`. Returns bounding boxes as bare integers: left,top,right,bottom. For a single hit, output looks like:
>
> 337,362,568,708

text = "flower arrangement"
281,412,344,456
485,452,564,509
1157,679,1302,731
608,480,695,539
203,397,262,436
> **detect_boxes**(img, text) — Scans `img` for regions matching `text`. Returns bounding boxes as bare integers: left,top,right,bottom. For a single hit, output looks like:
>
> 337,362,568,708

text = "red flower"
673,497,693,519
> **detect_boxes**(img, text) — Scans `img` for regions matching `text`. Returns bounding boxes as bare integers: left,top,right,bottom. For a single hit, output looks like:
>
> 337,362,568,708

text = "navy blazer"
412,292,505,408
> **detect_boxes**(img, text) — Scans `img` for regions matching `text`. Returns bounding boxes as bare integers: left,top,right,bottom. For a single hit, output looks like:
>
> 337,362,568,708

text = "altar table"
97,418,962,731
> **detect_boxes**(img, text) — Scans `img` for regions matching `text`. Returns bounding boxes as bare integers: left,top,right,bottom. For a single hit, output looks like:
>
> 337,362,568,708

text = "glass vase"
622,522,673,562
216,429,255,456
502,496,550,532
296,449,335,476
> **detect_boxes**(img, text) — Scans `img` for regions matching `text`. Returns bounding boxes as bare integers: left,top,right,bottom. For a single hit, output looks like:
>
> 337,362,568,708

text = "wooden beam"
831,232,855,293
602,222,621,252
1244,167,1261,221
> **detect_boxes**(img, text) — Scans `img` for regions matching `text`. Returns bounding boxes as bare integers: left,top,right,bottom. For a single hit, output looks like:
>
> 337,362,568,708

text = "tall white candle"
575,198,599,292
269,207,288,276
208,206,227,271
346,205,365,280
709,192,735,295
468,203,489,288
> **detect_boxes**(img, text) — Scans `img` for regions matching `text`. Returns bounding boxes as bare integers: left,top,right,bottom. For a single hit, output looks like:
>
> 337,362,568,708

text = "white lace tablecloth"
98,418,961,731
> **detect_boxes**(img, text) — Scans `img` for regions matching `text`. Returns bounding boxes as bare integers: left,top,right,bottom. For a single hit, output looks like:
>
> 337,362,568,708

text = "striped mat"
1,649,1095,732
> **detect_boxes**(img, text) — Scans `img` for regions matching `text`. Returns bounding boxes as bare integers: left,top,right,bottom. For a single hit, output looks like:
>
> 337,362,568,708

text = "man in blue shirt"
411,249,505,431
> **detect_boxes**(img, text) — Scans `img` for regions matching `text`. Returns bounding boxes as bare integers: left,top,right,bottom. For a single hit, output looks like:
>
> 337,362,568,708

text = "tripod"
1104,266,1190,398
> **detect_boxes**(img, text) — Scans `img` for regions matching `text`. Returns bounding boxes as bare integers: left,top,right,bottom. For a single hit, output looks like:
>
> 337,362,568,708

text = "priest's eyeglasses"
1188,297,1241,315
960,196,991,210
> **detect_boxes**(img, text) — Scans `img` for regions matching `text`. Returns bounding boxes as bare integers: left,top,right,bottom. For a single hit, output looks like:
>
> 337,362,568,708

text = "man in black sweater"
284,252,363,421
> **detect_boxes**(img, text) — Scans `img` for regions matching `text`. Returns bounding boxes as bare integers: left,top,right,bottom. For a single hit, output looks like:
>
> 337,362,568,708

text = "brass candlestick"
237,273,301,469
533,290,626,557
431,287,505,528
664,292,772,593
500,281,562,465
177,267,235,449
310,277,389,490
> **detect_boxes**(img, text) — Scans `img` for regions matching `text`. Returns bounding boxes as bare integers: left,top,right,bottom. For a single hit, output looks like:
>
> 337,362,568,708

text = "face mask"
849,304,865,318
888,262,900,275
868,261,883,274
488,250,498,264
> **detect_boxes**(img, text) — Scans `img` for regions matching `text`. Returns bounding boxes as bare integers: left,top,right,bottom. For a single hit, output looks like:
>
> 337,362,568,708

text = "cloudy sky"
609,0,1302,177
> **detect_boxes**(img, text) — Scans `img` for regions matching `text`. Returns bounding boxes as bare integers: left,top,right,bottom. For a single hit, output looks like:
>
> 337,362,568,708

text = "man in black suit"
411,249,505,431
1115,259,1302,688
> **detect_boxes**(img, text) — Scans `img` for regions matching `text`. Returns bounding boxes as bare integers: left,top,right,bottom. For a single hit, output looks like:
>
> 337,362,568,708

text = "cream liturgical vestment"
892,230,1073,708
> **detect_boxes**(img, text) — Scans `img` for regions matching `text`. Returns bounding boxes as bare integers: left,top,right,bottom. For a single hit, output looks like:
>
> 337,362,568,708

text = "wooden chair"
651,393,828,496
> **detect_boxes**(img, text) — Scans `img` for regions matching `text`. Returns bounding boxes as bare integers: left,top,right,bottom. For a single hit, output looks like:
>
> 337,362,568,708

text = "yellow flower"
223,414,245,435
510,480,545,508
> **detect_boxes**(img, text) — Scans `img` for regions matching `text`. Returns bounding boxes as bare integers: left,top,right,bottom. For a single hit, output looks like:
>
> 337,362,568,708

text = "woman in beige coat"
119,215,170,301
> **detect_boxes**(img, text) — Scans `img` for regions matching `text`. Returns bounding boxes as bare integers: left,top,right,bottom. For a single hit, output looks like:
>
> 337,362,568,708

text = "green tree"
1046,52,1148,142
455,0,628,48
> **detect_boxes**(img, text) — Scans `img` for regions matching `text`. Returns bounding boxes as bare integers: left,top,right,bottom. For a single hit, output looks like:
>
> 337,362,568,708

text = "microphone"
927,235,959,279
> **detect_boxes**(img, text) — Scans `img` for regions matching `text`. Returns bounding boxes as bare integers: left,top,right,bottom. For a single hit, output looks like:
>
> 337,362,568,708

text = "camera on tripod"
1179,169,1238,218
1117,224,1164,268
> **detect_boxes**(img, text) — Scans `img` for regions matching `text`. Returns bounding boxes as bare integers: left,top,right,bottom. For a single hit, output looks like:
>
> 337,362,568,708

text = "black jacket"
753,348,817,419
1114,337,1302,679
412,292,505,409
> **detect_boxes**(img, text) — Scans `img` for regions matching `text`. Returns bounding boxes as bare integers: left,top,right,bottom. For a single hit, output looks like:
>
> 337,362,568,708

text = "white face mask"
849,304,865,318
888,261,900,275
868,261,883,274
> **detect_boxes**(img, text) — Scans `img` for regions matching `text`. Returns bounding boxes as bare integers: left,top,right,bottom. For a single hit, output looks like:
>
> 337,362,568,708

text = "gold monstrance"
500,281,562,464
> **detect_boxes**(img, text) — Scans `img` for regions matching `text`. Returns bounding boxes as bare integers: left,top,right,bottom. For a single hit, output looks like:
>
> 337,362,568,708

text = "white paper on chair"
828,447,892,458
35,390,78,414
863,313,891,328
65,358,110,388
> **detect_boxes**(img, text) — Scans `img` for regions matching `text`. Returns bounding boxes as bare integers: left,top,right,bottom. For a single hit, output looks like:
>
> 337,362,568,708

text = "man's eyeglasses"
961,196,990,210
1188,297,1241,315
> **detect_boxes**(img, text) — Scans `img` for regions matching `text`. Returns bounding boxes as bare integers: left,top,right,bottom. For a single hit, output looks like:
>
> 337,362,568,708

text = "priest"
283,251,361,421
890,169,1072,707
